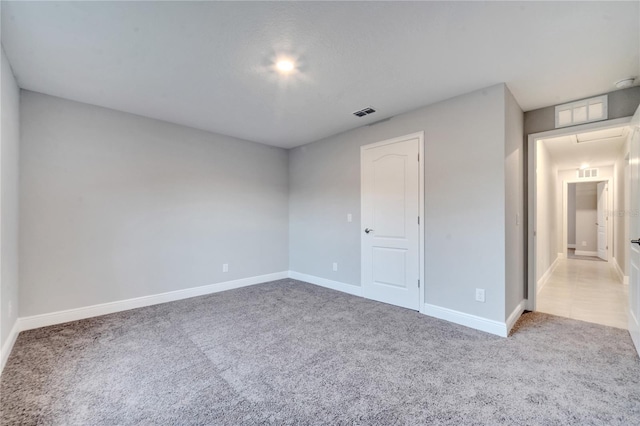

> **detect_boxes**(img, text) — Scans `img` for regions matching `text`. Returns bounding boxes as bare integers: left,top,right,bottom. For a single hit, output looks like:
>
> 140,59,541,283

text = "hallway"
537,257,628,329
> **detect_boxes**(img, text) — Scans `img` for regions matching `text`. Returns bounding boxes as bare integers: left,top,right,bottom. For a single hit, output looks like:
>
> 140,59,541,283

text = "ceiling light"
615,78,635,89
275,59,295,74
580,163,589,170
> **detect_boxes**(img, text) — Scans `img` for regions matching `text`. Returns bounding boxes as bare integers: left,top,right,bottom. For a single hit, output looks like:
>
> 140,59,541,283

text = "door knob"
632,239,640,246
365,228,374,234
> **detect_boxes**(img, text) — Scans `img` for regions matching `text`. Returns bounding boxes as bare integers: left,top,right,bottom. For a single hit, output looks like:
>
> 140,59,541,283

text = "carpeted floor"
1,279,639,425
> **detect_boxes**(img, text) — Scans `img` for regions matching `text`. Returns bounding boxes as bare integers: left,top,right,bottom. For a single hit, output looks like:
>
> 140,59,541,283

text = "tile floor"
537,256,628,329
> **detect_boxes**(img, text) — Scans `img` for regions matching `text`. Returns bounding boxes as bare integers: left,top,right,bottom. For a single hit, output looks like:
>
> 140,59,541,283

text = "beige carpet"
1,279,639,425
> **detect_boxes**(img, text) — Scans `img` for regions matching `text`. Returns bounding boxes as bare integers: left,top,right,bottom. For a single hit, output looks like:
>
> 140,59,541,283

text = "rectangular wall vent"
577,168,599,178
352,106,376,117
555,95,608,128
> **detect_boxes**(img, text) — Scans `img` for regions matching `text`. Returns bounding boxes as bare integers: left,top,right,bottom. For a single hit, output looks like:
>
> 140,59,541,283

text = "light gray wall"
575,182,597,252
19,91,289,317
290,84,512,322
567,183,576,246
535,141,557,287
1,47,20,352
524,87,640,135
504,86,525,316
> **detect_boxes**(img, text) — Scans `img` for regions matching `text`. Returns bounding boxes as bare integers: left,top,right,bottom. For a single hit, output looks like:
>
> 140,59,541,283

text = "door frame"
527,116,632,311
360,131,425,312
561,177,612,260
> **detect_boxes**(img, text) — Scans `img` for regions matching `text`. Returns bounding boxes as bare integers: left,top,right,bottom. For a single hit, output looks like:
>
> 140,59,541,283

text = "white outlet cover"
475,288,485,303
222,263,229,272
332,262,338,271
347,213,352,222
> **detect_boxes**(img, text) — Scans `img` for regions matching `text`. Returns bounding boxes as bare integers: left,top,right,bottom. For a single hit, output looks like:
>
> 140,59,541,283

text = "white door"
361,133,422,310
629,104,640,354
596,181,607,260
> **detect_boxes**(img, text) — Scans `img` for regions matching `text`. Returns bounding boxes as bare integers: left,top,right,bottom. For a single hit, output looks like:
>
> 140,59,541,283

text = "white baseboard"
537,256,560,295
289,271,513,337
18,271,289,333
423,303,508,337
506,300,526,335
288,271,363,297
612,257,629,285
567,244,577,249
574,250,598,257
1,319,20,375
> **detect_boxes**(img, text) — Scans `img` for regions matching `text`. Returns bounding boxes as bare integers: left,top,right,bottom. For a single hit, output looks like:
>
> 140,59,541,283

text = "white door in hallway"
629,104,640,354
596,181,608,261
361,133,423,310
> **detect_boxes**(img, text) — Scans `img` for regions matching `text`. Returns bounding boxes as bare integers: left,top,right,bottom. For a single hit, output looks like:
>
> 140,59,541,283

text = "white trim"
612,257,629,285
423,303,508,337
18,272,288,332
418,135,425,314
567,244,577,249
290,271,515,337
288,271,363,297
557,252,567,260
0,320,20,375
360,131,425,313
506,300,527,335
630,309,640,354
574,250,599,257
527,116,632,311
537,255,560,295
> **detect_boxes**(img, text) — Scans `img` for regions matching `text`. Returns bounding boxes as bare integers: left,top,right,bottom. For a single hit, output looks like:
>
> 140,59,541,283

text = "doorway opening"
565,179,611,262
528,118,632,329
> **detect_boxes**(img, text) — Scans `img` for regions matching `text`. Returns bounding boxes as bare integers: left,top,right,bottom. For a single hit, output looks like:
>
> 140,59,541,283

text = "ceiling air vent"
353,106,376,117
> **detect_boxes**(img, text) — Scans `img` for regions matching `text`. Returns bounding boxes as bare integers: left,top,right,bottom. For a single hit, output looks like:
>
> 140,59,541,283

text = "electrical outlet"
222,263,229,273
582,241,587,247
347,213,352,223
332,262,338,272
7,301,12,318
516,213,520,225
475,288,485,303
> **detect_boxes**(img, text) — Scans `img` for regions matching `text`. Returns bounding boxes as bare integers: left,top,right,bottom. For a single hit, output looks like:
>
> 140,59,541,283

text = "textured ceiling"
2,1,638,148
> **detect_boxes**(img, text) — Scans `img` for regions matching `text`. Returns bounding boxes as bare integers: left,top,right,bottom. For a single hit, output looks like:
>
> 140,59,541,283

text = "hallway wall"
567,183,576,247
536,141,557,288
613,140,630,278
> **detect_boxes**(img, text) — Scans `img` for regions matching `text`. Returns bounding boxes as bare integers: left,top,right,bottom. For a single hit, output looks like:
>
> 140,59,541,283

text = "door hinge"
418,279,420,288
418,153,420,162
418,216,420,225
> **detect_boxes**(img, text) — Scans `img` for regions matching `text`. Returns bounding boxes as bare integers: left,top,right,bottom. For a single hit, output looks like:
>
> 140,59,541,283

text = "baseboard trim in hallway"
537,256,560,295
